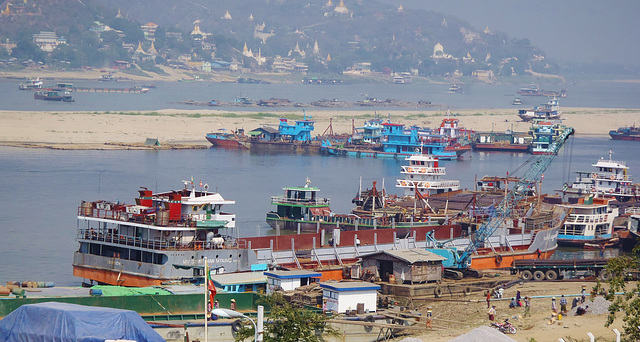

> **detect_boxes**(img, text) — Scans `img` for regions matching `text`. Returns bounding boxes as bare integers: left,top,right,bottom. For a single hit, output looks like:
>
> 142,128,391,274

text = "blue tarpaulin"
0,302,164,342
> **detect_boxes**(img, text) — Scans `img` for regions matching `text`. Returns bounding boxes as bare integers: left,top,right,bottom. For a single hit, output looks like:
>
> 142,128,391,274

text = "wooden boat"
34,90,73,102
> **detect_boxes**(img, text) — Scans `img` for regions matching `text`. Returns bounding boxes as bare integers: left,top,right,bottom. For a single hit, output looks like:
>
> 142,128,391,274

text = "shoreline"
1,107,636,150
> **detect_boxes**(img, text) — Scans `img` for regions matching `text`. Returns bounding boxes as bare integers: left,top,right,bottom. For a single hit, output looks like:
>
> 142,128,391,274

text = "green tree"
234,293,341,342
595,247,640,342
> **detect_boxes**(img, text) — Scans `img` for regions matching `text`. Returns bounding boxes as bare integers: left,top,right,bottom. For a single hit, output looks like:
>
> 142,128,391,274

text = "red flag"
207,268,216,305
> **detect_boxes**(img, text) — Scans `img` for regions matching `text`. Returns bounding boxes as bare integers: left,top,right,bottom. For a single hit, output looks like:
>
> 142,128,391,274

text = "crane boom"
456,126,574,268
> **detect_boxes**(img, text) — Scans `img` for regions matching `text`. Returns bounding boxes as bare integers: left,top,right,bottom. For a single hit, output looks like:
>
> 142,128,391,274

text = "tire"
509,326,517,334
521,270,533,281
463,286,472,296
231,319,243,333
599,270,611,281
434,286,443,298
545,270,558,281
533,270,545,281
364,315,375,333
495,255,503,265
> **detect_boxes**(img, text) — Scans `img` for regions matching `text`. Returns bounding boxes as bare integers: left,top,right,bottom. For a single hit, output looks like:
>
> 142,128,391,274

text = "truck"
511,258,610,281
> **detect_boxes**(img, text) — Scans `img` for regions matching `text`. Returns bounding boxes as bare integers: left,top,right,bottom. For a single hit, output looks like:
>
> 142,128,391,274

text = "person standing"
486,290,492,308
524,296,531,317
426,306,433,329
230,298,237,310
488,306,496,321
551,297,557,313
516,289,522,307
581,285,587,303
559,295,568,314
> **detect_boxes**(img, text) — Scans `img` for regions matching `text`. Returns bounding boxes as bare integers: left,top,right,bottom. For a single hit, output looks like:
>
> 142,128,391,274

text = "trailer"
511,258,610,281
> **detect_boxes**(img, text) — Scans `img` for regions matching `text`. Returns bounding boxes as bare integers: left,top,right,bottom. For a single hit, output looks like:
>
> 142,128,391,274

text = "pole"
257,305,264,341
204,257,208,342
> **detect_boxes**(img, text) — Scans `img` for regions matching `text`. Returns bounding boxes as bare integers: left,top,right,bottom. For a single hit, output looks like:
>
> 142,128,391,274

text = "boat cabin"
264,270,321,294
210,272,267,294
278,113,315,142
321,281,380,314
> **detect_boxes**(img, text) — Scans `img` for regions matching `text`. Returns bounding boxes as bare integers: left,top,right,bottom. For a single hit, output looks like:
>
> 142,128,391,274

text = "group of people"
487,288,531,321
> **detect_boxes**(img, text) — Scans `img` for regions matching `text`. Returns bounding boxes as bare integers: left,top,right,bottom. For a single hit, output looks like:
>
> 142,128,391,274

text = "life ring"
401,181,407,186
609,189,614,193
420,168,426,174
424,183,430,188
231,319,243,333
610,175,616,180
434,286,443,298
591,187,597,192
407,167,413,173
495,255,503,265
592,173,598,179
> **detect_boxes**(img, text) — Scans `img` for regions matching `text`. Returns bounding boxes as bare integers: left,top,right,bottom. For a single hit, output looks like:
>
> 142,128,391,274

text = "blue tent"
0,302,164,342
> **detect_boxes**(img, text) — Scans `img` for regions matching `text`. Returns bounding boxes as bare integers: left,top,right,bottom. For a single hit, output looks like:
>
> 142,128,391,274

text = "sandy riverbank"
401,276,632,342
0,107,639,150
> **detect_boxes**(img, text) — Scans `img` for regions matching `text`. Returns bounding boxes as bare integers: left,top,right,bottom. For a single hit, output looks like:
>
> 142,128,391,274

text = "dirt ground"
395,273,630,342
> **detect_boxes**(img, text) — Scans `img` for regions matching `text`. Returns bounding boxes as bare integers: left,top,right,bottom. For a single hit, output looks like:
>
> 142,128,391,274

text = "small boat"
396,154,460,197
448,83,463,93
471,130,531,153
99,72,117,81
518,98,561,121
512,97,522,105
563,150,638,202
52,83,74,92
517,83,567,97
609,124,640,141
34,90,74,102
557,196,618,247
18,77,44,90
205,128,247,149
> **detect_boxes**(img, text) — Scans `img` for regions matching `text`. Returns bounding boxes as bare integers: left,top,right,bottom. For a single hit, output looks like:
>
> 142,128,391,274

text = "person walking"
426,306,433,329
523,296,531,317
230,298,237,311
488,306,496,321
486,290,492,308
559,295,568,314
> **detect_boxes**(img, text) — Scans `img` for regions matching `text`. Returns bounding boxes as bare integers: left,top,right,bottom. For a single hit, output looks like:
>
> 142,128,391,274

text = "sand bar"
1,107,639,150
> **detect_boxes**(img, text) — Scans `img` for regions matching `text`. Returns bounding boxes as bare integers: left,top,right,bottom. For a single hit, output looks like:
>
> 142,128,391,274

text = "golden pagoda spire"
326,54,331,62
1,4,11,16
147,41,157,55
136,41,145,54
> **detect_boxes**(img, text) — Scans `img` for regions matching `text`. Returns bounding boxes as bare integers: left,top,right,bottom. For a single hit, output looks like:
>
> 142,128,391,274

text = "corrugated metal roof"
210,272,266,286
264,270,321,279
362,248,446,263
320,281,381,292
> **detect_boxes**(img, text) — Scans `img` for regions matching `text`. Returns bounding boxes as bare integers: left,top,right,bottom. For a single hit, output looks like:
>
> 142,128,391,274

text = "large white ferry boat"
564,150,638,202
557,196,618,246
395,154,460,197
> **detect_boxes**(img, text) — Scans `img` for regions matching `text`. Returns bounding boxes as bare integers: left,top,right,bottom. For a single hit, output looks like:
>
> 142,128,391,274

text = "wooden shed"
360,248,445,284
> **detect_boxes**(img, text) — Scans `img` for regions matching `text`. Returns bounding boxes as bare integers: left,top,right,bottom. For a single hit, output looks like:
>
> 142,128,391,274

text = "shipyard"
1,0,640,340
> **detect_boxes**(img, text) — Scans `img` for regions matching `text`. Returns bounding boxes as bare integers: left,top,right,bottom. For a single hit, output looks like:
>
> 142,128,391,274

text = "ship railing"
78,206,234,228
400,166,446,175
77,228,237,251
567,214,605,224
270,196,330,206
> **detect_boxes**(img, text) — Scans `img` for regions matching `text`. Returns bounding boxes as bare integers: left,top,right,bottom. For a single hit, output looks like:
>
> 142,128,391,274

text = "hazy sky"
379,0,640,66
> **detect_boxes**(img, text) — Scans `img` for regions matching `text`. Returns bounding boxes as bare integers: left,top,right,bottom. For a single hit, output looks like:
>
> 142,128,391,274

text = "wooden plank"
329,319,429,331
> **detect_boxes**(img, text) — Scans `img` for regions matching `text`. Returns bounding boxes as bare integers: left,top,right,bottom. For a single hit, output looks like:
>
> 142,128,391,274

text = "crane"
456,126,574,268
426,125,574,274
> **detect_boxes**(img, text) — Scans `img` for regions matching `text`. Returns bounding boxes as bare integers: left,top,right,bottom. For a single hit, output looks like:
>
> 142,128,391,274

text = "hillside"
0,0,556,77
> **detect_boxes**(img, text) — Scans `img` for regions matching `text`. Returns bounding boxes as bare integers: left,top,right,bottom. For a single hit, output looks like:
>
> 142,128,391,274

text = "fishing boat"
518,97,561,121
529,119,571,155
448,83,463,93
322,123,462,160
609,124,640,141
471,130,531,153
563,150,638,202
245,114,320,153
517,83,567,98
99,72,117,81
557,196,618,247
205,128,247,149
266,178,445,234
18,77,43,90
33,90,74,102
395,155,460,197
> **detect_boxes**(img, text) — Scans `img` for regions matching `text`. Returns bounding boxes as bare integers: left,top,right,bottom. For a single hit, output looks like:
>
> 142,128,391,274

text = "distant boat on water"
518,98,561,121
34,90,74,102
609,124,640,141
517,83,567,97
448,83,463,93
18,77,43,90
